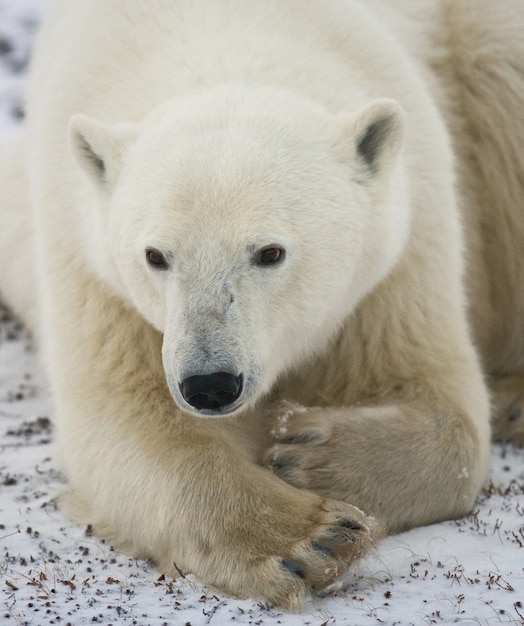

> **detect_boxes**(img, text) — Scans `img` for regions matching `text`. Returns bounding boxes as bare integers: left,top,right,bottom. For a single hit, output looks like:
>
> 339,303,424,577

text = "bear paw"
238,497,380,609
263,400,342,492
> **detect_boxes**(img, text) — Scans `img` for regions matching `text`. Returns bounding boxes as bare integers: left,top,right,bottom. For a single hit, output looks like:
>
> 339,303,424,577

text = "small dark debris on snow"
7,416,51,437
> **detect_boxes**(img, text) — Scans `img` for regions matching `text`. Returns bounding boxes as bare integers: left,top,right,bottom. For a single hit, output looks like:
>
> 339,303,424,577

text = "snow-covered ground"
0,2,523,624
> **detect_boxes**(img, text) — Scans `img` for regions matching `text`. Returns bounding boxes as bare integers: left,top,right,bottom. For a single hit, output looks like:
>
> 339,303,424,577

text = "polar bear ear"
69,114,138,191
338,98,405,178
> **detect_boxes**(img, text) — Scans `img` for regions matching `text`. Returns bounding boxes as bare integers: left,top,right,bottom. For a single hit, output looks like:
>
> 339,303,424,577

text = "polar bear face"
69,87,408,417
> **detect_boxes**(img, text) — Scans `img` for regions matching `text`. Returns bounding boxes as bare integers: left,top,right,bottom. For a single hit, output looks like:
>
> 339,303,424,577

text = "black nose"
179,372,243,411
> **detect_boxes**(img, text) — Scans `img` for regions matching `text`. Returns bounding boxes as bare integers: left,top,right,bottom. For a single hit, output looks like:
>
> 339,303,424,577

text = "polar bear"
1,0,524,609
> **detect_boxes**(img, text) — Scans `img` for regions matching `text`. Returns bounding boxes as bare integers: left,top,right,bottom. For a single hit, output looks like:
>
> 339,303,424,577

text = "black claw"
311,541,337,559
281,558,306,580
266,455,287,470
339,518,364,531
281,432,320,445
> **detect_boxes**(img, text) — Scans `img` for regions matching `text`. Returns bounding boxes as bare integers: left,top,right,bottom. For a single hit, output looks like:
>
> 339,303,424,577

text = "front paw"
156,480,379,610
262,400,339,492
258,497,379,609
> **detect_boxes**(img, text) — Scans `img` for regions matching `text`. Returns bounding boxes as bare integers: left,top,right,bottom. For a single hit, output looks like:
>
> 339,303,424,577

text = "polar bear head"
69,86,408,417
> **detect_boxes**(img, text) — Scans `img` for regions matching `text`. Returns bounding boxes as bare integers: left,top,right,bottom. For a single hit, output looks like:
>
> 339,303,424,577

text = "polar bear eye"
255,245,286,267
145,247,169,270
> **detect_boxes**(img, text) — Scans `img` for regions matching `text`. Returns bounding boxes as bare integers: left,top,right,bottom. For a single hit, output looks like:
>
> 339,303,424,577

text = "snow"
0,1,523,624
